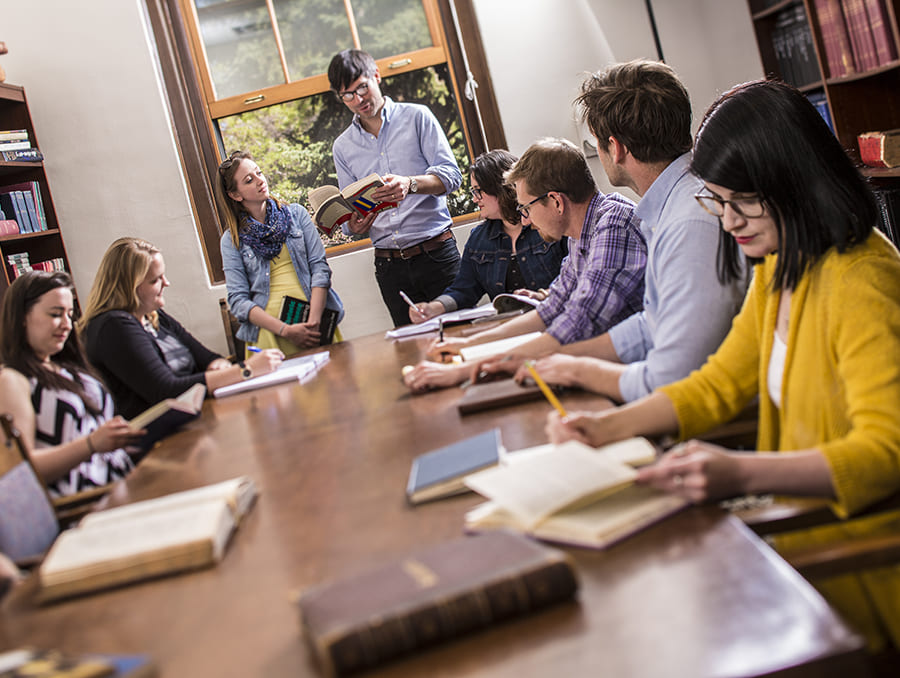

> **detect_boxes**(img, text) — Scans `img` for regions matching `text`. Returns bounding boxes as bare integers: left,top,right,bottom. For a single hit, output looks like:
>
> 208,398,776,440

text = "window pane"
354,0,433,59
273,0,355,81
217,65,475,248
194,0,284,99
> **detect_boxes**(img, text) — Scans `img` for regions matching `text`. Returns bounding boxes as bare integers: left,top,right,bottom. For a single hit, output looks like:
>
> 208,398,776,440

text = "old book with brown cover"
297,531,578,677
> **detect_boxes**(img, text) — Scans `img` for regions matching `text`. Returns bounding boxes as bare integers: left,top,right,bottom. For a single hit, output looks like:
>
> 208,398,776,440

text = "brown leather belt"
374,229,453,260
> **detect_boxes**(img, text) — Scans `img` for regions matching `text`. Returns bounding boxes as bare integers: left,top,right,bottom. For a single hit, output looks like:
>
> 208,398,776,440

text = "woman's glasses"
469,186,484,200
694,190,765,218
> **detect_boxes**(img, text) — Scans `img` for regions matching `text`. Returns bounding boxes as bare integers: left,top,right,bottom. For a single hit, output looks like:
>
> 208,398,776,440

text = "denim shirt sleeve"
220,230,258,325
436,222,492,311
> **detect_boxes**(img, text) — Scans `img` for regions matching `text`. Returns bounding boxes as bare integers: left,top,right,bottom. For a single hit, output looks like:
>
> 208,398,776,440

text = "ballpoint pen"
399,290,427,318
247,346,262,353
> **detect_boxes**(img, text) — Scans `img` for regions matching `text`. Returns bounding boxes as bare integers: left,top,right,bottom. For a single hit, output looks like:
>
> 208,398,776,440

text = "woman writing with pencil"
547,80,900,653
81,237,283,419
218,150,344,358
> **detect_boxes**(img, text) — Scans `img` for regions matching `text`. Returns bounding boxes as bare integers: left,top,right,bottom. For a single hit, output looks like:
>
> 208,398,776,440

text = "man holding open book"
328,49,462,327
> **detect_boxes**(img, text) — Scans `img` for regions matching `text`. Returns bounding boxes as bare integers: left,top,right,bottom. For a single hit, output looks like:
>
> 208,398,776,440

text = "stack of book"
0,181,48,232
6,252,31,278
812,0,898,78
0,128,41,161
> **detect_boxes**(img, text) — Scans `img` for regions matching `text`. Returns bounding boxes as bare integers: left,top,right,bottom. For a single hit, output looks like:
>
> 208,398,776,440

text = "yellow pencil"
524,360,567,417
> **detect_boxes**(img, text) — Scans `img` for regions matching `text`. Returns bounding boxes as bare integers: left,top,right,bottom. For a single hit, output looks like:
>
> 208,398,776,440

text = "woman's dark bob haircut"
691,79,877,289
471,149,521,226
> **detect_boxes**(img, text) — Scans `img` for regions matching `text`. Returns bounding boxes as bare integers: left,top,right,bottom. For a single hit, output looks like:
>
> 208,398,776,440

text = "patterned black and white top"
30,367,134,497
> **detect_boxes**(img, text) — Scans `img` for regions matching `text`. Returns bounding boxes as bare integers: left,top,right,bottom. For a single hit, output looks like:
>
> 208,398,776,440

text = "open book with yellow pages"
309,173,396,237
463,439,687,549
128,383,206,453
37,477,257,603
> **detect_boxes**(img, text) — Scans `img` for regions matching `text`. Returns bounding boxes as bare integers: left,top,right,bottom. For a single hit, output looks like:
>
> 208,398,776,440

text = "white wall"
0,0,762,352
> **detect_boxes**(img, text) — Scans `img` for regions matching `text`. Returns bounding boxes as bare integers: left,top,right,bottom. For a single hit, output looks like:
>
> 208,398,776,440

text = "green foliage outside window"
218,65,475,248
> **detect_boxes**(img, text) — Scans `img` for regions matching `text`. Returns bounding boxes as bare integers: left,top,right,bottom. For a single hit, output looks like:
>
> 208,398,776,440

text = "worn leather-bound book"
297,531,578,677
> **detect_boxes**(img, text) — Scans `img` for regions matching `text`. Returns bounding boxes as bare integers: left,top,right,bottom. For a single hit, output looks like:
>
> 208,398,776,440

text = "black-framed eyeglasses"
338,81,370,102
469,186,484,200
694,190,765,218
517,193,550,218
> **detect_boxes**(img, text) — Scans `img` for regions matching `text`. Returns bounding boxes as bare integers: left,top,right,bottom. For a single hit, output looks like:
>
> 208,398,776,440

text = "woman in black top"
80,237,282,418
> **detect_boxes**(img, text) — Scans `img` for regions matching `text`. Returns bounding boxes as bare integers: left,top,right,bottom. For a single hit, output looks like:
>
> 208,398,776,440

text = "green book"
278,295,339,345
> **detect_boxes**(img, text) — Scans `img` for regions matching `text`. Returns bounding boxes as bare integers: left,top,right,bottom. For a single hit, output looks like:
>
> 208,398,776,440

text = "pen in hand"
524,360,568,417
247,346,262,353
399,290,427,318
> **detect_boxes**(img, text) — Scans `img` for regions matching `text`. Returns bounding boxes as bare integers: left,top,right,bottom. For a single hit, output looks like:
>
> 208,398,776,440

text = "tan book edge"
457,331,542,362
127,383,206,430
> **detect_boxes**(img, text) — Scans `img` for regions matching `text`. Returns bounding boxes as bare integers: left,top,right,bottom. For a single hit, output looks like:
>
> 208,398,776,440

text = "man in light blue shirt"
518,60,748,403
328,49,462,327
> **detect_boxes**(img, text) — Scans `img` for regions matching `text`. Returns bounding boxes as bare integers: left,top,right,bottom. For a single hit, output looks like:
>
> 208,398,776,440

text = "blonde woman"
80,237,282,419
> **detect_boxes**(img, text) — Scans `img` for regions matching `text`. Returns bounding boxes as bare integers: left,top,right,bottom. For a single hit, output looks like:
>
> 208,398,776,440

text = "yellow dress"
247,245,341,359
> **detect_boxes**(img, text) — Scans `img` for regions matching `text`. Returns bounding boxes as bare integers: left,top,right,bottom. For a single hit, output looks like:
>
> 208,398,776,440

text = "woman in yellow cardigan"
547,79,900,652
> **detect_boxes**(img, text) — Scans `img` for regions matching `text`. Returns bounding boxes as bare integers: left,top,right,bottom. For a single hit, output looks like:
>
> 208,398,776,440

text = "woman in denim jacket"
218,151,344,358
409,150,567,323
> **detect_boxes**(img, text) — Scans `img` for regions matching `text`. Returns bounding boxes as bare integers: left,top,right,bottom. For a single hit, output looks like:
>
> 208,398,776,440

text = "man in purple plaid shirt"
406,137,646,393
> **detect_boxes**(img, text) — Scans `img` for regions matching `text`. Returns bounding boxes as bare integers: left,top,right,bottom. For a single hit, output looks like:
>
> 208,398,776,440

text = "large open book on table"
212,351,330,398
37,477,258,603
464,439,687,549
297,531,577,677
309,173,396,237
128,383,206,452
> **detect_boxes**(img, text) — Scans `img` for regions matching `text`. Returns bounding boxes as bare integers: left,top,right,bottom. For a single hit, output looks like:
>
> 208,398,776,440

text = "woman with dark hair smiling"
547,80,900,652
0,271,142,496
408,149,567,323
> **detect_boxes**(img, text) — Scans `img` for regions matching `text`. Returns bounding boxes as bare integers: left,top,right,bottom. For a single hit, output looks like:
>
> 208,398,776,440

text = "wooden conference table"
0,329,868,677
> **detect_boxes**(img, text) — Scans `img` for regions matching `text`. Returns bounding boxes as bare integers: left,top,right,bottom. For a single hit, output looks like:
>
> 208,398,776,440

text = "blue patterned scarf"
240,199,290,260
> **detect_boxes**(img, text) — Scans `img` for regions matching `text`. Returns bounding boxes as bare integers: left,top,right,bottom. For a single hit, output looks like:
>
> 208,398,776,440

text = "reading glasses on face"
338,81,370,102
469,186,484,200
517,193,550,218
694,192,765,218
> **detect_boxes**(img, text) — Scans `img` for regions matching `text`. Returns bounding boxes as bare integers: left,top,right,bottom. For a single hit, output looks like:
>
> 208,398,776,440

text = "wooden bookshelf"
746,0,900,168
0,82,73,304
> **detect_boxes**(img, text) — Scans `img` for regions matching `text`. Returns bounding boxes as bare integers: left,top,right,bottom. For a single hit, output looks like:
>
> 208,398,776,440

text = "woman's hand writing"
246,348,284,375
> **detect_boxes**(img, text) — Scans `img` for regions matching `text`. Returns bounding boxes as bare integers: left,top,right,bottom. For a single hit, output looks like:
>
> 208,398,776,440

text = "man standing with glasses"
492,60,749,403
328,49,462,327
427,136,647,364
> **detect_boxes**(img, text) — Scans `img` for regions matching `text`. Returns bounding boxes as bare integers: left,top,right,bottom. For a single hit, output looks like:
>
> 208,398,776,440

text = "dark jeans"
375,239,461,327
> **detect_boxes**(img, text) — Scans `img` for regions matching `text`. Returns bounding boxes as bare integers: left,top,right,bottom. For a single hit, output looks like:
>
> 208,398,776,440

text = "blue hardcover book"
20,191,39,233
406,428,502,504
12,192,33,233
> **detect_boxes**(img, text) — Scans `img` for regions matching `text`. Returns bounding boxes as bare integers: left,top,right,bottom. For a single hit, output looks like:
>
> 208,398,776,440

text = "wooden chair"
219,298,245,360
0,413,59,565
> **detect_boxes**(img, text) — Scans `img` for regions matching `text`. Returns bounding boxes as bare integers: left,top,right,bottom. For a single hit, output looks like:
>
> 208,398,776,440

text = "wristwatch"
238,360,252,380
408,176,418,193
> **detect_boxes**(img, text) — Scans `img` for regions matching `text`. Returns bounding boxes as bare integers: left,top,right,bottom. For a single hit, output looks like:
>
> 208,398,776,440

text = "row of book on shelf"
766,0,897,87
0,127,42,162
812,0,897,77
0,181,49,234
6,252,66,279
